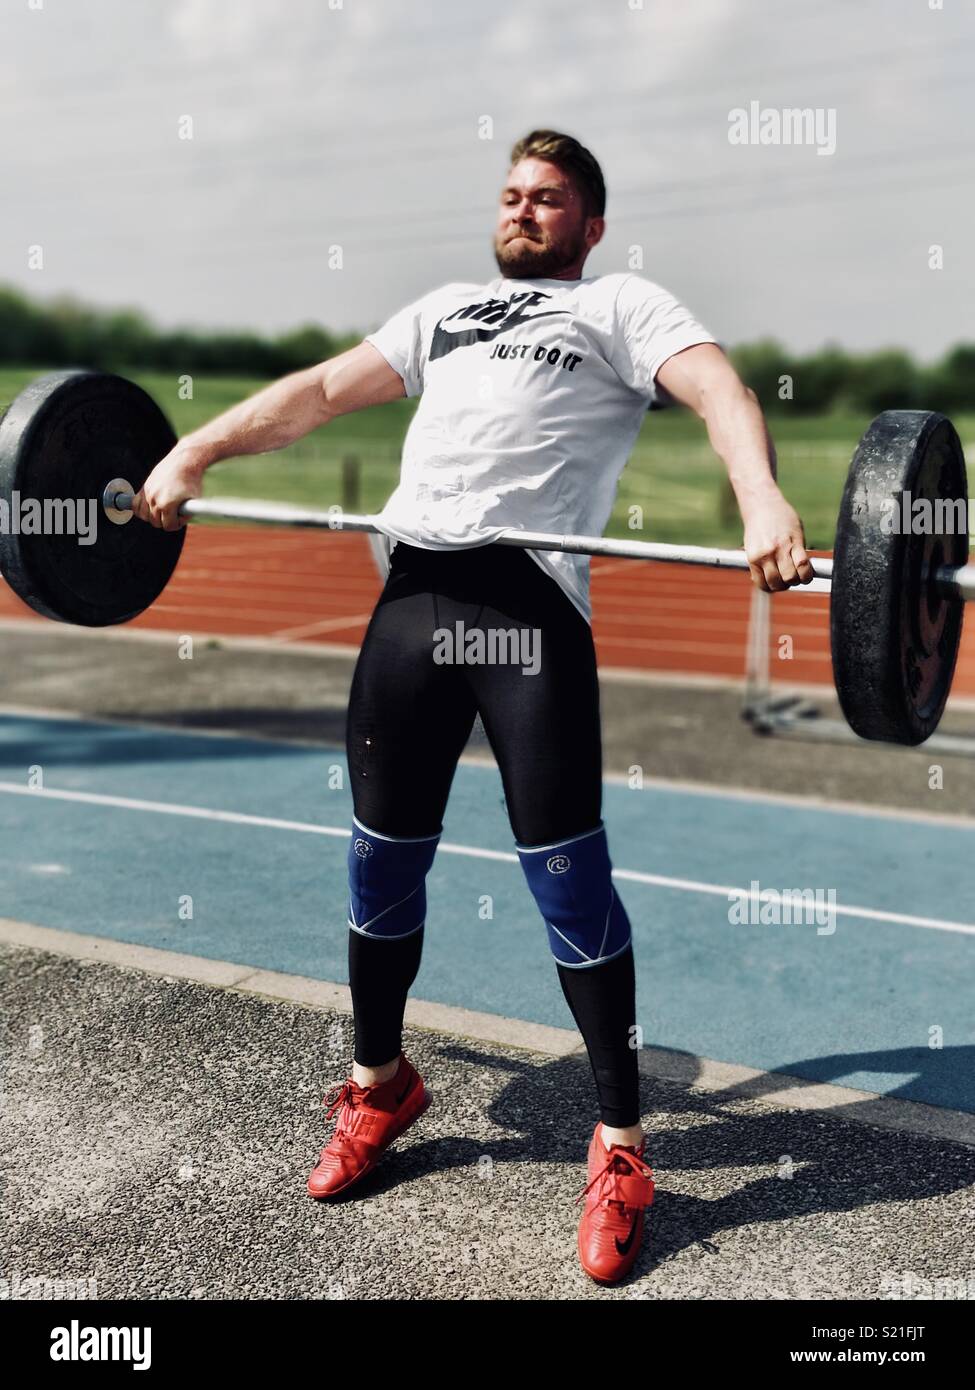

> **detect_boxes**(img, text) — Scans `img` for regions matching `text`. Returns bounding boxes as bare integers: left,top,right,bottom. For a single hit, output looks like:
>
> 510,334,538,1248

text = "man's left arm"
655,343,815,592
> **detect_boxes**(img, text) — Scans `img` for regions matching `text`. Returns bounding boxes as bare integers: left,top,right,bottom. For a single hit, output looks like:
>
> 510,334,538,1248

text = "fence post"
743,586,771,718
342,454,361,512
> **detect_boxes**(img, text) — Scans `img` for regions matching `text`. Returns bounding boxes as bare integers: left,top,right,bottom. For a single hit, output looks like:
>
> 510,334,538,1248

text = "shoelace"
323,1079,367,1122
575,1145,653,1208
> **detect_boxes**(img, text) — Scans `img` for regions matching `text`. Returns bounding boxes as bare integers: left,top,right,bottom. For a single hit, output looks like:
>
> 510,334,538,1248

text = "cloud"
1,0,972,356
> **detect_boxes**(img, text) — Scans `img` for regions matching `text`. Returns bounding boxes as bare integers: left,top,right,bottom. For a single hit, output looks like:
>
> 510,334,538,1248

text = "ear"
586,216,605,250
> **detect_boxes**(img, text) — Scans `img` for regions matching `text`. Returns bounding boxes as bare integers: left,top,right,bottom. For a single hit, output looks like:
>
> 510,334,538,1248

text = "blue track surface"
2,712,974,1112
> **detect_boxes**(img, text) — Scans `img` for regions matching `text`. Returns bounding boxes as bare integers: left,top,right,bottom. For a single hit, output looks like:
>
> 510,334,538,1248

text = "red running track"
2,525,974,696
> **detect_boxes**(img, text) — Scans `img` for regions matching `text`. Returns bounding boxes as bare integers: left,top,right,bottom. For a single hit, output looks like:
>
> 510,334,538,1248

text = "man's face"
493,157,599,279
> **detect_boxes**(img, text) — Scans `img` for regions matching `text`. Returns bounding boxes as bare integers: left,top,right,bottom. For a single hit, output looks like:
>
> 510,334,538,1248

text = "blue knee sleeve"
347,817,442,940
516,823,632,968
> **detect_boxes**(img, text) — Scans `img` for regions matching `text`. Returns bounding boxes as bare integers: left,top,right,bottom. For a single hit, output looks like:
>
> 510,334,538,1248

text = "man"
134,129,814,1285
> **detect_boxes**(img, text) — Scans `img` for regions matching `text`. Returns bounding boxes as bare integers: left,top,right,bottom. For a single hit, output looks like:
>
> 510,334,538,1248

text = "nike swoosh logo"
436,307,568,335
615,1211,641,1257
429,307,571,361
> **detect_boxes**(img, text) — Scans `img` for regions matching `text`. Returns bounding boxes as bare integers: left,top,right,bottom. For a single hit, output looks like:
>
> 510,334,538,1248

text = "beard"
493,226,586,278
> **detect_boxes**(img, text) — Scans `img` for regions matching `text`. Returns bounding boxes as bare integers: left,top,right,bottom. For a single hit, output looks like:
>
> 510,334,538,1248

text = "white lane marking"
611,868,975,935
4,701,975,829
268,612,375,641
0,781,972,936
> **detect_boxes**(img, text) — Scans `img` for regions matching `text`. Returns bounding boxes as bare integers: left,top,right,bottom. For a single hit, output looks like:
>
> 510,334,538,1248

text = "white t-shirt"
363,272,717,625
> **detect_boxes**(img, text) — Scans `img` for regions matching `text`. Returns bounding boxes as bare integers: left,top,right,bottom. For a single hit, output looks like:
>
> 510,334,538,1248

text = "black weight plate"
0,370,184,626
831,410,968,745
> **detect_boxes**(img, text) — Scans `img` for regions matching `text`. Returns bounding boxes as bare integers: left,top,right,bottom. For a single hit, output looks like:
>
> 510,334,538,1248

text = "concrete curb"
3,915,974,1149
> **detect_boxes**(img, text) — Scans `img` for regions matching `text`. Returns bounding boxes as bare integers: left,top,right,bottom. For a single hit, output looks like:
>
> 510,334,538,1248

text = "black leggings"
345,541,640,1127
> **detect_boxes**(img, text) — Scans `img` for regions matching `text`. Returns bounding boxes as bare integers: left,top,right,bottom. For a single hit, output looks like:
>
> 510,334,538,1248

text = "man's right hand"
131,446,210,530
127,343,408,531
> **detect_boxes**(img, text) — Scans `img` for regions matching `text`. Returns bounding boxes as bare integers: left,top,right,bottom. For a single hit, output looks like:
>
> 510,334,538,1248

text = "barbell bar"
0,368,970,747
98,483,975,601
101,484,838,592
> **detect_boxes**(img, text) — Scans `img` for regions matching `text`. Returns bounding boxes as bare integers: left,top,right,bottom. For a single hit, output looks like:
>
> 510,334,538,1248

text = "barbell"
0,369,971,746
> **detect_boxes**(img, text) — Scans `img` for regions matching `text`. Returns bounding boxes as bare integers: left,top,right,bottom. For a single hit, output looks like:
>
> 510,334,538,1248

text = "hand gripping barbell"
0,369,971,746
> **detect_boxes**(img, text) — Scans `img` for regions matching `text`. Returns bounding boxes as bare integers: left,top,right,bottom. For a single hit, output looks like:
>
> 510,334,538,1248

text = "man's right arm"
133,342,406,529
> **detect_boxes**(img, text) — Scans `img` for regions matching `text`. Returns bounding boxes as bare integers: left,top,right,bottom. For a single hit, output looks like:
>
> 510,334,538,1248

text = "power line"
8,138,970,263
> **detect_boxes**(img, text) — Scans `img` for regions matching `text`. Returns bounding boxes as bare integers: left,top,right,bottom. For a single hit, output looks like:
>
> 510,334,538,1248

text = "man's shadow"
367,1041,975,1283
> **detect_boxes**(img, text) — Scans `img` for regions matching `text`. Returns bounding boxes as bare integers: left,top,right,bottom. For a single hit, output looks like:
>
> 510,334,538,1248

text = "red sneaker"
575,1121,655,1284
306,1053,431,1199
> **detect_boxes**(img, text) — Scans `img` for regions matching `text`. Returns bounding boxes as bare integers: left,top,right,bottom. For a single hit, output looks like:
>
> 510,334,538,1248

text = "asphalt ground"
1,619,974,1302
3,940,975,1301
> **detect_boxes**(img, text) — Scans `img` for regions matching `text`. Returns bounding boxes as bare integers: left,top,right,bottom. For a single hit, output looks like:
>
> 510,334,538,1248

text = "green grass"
4,366,973,551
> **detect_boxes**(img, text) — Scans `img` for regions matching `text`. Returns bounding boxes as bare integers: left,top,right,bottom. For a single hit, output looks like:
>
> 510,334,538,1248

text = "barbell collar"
941,563,975,600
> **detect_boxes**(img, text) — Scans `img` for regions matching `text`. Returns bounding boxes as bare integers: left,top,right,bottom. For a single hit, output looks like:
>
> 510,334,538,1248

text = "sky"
2,0,972,358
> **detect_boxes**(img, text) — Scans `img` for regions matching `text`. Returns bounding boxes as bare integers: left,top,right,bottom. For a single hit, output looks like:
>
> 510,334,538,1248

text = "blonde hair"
508,129,606,219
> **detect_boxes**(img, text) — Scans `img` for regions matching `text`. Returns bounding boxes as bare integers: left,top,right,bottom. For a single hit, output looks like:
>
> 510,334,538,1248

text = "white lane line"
268,612,375,641
1,781,973,937
0,781,351,839
612,868,975,935
8,702,975,828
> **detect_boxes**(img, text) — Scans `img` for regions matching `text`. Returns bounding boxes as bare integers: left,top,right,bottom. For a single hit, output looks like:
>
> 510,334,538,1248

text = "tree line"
0,286,359,379
1,285,971,414
729,340,973,416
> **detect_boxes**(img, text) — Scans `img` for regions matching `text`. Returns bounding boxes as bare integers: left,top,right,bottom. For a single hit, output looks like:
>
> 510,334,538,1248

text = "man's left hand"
742,490,816,592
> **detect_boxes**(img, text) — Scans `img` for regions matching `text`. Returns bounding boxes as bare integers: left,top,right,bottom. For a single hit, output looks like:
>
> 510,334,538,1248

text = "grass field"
4,366,973,551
